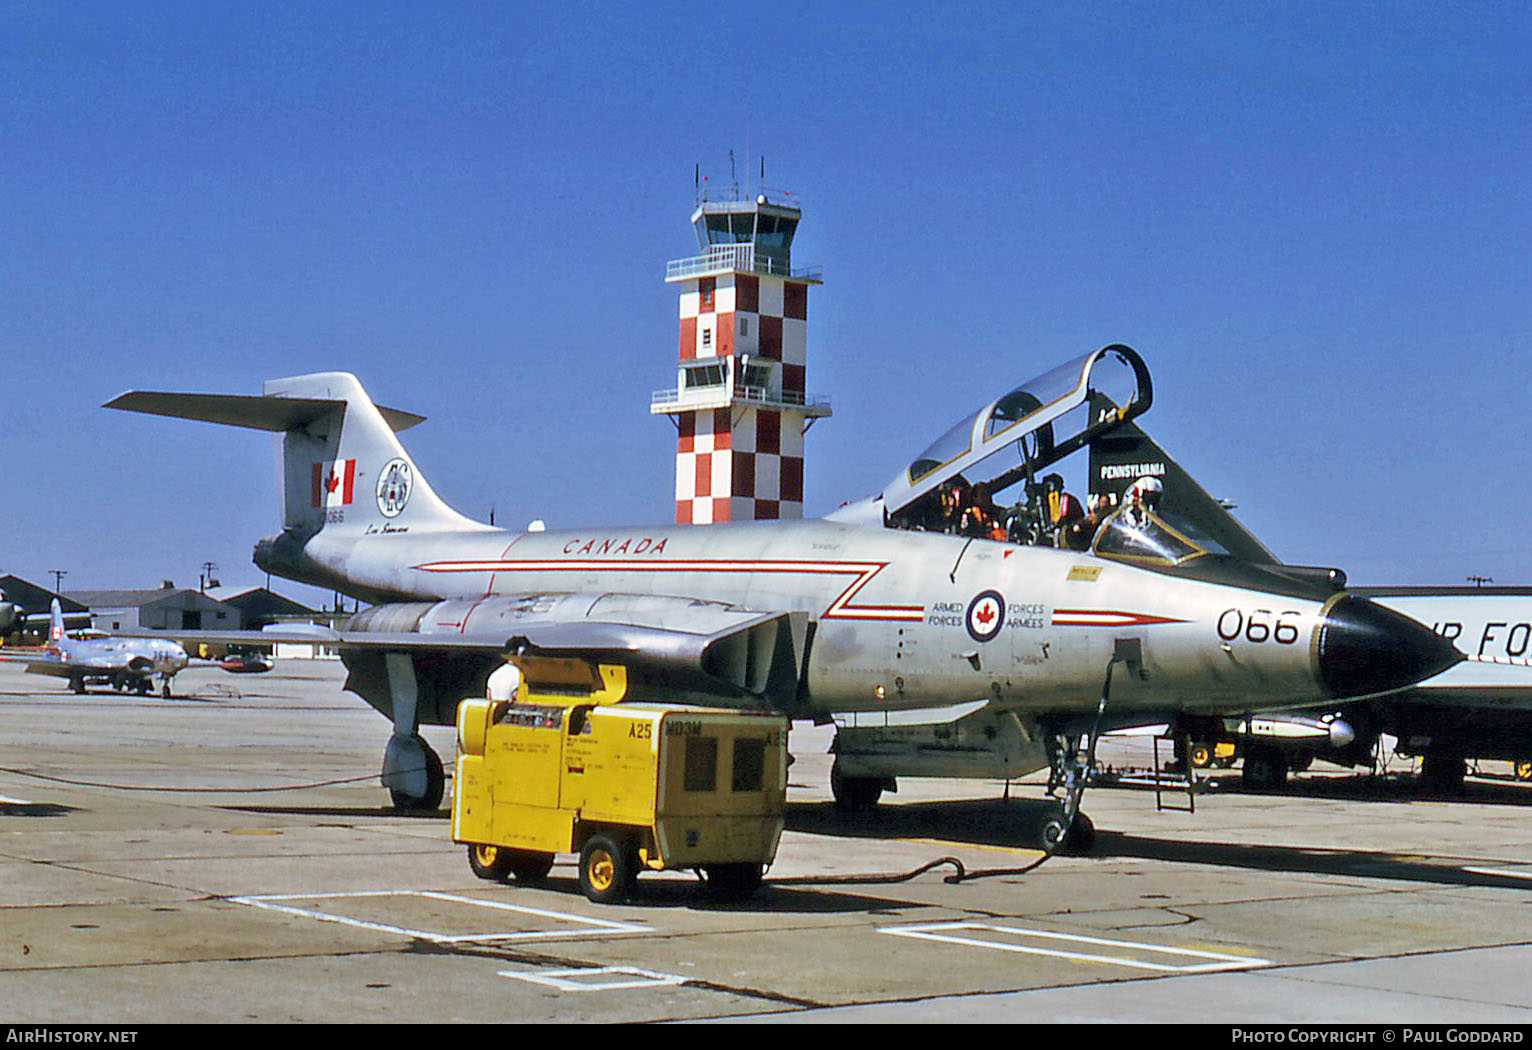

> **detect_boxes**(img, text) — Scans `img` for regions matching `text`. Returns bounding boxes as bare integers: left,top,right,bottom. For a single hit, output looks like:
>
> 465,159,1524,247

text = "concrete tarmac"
2,660,1531,1024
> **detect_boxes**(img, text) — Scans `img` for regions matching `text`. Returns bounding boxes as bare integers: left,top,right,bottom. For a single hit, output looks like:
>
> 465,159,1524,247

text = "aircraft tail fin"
106,372,491,538
49,599,64,646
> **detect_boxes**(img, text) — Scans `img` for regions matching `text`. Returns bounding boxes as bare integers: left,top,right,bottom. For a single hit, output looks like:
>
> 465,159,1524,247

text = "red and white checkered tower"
653,187,831,524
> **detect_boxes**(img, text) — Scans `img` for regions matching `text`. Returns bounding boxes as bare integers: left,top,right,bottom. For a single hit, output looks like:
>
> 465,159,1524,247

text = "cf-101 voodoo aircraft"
0,599,190,697
105,346,1461,831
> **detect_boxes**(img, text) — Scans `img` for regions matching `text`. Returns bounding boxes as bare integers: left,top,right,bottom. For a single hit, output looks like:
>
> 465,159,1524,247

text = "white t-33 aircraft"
106,346,1460,838
0,599,189,697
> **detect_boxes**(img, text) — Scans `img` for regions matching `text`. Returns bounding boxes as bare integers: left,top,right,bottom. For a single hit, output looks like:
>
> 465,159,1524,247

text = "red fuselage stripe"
413,558,926,622
1051,609,1189,627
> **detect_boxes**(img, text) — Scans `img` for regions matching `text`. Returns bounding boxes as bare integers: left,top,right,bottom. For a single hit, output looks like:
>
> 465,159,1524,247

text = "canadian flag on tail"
312,459,356,508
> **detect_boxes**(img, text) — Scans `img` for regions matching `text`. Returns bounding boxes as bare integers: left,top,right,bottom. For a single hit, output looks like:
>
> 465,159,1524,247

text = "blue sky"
2,2,1528,606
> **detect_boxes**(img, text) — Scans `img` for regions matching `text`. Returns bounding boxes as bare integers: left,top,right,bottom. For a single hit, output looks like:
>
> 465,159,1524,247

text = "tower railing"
665,243,823,283
650,385,832,416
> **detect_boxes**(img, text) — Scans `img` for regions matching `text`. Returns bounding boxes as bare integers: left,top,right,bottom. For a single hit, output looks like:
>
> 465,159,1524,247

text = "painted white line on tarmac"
499,966,689,992
1463,867,1532,881
231,890,648,943
880,922,1272,973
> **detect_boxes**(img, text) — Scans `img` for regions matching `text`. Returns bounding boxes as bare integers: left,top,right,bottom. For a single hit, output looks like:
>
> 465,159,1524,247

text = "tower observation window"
740,363,772,390
706,213,756,245
685,364,726,388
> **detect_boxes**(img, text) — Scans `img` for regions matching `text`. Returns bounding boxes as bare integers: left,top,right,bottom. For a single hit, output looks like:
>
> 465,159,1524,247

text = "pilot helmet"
1128,476,1163,507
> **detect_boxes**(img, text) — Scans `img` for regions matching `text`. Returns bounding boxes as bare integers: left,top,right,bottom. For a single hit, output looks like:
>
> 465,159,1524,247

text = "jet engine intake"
337,594,809,720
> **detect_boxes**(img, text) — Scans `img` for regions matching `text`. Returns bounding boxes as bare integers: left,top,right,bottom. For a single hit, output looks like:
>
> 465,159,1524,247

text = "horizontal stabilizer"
104,391,426,434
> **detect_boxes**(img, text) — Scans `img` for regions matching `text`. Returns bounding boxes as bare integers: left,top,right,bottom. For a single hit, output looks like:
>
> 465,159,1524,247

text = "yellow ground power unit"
451,660,789,903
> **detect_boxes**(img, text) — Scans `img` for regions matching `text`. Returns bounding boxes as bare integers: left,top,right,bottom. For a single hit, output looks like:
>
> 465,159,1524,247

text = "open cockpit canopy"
859,342,1345,597
882,344,1151,535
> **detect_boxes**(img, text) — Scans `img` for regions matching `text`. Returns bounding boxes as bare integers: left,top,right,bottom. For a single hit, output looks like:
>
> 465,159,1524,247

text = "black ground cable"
760,842,1094,889
760,855,971,887
0,764,431,794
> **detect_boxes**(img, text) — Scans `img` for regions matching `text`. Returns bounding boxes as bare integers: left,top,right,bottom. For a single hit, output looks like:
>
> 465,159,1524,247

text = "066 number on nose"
1218,608,1303,645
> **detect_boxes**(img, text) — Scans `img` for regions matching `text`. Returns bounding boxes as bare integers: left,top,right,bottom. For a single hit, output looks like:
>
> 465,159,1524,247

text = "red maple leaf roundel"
966,590,1006,642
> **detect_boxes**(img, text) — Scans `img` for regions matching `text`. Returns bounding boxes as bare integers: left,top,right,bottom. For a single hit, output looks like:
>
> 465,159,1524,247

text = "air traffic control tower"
653,188,831,524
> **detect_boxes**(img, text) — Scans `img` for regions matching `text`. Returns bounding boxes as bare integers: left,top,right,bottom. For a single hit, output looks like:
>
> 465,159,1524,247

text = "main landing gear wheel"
1421,752,1466,793
387,739,445,812
1241,746,1289,791
578,835,638,904
830,759,885,810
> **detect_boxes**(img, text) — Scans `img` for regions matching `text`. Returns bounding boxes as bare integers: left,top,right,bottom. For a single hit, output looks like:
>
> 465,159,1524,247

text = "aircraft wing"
0,649,71,677
119,592,810,707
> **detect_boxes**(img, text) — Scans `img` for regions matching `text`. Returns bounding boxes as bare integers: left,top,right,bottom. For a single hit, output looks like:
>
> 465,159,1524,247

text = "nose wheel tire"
1040,811,1096,855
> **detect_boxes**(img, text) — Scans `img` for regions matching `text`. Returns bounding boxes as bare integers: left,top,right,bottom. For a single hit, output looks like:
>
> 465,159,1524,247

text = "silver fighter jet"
0,599,190,697
106,347,1461,827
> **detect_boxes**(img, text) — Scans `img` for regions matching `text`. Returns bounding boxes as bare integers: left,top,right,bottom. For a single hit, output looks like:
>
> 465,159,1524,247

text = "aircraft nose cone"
1316,595,1463,700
